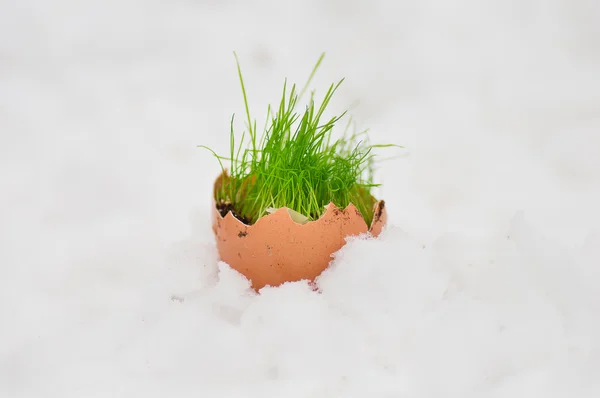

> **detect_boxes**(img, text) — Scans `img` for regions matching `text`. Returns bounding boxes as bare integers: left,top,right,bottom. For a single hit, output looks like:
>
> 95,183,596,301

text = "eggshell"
211,172,387,290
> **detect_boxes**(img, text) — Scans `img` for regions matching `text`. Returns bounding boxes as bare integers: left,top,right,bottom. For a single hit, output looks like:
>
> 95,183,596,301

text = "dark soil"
216,200,251,225
374,200,385,220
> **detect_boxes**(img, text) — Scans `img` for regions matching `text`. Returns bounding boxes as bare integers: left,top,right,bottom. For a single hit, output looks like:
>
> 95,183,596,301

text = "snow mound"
27,213,588,397
4,210,599,397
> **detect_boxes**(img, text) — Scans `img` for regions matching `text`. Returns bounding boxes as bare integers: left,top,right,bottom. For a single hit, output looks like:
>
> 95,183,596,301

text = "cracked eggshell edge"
210,171,388,290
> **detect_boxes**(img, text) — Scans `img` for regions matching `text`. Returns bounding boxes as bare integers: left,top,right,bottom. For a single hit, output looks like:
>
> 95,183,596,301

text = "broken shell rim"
212,172,386,231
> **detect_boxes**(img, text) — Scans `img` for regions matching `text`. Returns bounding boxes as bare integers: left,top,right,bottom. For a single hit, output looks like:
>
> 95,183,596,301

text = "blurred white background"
1,0,599,396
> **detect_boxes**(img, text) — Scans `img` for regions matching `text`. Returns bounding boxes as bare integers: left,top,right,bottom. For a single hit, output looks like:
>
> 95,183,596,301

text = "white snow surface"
2,0,600,396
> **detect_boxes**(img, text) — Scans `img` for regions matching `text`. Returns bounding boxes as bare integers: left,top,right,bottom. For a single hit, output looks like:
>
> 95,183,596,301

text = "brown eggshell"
211,172,387,290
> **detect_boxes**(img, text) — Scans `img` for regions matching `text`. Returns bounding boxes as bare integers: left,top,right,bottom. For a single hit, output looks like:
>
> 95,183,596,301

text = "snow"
1,0,600,396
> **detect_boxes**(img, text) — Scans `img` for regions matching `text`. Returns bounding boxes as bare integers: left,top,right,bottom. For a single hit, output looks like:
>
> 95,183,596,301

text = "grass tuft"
199,52,401,226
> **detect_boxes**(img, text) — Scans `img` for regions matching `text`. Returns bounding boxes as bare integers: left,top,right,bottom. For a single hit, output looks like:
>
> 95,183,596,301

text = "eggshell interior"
211,172,387,290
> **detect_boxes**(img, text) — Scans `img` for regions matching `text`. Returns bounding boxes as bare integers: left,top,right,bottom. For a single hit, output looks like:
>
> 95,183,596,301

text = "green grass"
199,52,399,226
